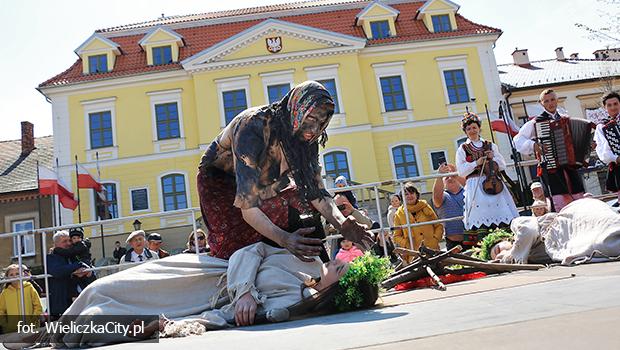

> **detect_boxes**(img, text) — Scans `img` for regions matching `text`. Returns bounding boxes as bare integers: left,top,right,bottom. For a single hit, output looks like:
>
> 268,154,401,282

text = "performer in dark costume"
197,81,373,261
594,91,620,201
513,89,586,211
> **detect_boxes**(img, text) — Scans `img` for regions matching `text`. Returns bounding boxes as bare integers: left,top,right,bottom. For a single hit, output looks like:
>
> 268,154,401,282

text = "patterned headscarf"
286,81,335,142
461,112,481,130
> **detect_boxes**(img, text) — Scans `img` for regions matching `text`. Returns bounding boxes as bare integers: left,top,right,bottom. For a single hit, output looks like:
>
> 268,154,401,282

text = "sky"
0,0,609,141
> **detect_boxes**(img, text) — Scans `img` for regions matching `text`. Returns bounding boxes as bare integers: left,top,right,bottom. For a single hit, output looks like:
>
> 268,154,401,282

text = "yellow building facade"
39,0,504,242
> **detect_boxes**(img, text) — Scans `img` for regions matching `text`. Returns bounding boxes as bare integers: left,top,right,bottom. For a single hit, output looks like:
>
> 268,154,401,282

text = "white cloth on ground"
507,198,620,265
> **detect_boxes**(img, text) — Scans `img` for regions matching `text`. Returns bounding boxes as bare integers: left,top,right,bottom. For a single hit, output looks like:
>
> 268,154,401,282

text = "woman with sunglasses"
183,229,210,254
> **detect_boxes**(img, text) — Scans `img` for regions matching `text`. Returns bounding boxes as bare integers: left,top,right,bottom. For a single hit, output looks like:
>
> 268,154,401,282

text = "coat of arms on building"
266,37,282,53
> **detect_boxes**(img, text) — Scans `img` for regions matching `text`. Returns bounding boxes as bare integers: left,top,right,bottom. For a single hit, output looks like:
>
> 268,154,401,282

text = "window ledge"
86,146,118,162
153,138,186,153
446,102,476,117
129,209,152,215
381,109,414,124
327,113,347,129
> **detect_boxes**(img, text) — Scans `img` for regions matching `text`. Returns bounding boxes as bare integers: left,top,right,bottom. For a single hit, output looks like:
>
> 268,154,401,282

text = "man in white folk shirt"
594,91,620,202
513,89,586,211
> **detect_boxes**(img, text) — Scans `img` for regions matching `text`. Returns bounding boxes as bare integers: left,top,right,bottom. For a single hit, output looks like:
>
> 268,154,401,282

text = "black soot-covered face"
296,103,334,142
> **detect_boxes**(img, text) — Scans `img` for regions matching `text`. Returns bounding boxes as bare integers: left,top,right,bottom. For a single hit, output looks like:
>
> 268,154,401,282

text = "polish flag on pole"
76,162,102,192
38,166,78,210
491,117,521,137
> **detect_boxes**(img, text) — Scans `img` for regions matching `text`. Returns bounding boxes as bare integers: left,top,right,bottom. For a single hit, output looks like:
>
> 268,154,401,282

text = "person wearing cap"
531,200,549,217
529,181,552,211
121,230,159,264
334,175,358,209
147,233,170,259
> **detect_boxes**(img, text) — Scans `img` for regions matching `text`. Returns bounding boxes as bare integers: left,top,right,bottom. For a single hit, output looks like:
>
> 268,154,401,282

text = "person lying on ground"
47,242,390,347
475,198,620,265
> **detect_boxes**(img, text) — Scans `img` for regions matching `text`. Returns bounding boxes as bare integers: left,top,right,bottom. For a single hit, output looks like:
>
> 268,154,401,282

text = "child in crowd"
334,176,359,209
52,227,97,289
0,264,43,333
52,227,93,265
335,239,364,263
531,200,549,217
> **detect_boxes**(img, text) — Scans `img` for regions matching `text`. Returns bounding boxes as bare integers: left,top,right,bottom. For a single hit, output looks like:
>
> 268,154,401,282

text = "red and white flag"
491,117,521,137
76,162,102,192
38,166,78,210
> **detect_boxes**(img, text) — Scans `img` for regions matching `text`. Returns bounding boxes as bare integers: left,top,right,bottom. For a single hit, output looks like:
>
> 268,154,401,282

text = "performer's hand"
235,292,257,327
476,157,485,166
534,142,546,158
281,227,323,262
485,150,494,159
340,217,375,250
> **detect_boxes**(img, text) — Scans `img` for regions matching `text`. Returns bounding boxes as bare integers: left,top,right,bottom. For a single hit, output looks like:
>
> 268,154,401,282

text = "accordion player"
534,117,594,173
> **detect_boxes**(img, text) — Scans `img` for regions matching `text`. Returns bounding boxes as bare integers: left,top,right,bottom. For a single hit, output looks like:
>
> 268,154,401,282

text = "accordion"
534,117,593,173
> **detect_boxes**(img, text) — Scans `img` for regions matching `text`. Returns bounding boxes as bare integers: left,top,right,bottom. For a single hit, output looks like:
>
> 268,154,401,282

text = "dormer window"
416,0,460,33
152,46,173,65
88,54,108,74
139,26,184,66
370,20,391,39
355,1,399,39
431,15,452,32
75,33,120,75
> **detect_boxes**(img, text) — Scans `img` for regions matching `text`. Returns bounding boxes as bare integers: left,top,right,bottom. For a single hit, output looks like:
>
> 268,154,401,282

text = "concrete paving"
89,261,620,350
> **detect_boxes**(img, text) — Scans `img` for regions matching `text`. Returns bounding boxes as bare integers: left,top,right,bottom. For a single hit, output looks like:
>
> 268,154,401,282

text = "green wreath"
471,228,514,261
334,252,393,312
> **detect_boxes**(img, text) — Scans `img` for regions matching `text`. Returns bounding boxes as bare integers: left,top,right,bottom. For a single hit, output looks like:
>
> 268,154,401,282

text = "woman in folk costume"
197,81,372,262
45,242,390,347
456,112,519,237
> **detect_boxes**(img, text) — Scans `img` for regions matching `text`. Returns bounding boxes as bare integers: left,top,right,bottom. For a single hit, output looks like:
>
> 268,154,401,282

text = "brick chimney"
512,48,530,65
21,121,35,155
555,47,565,60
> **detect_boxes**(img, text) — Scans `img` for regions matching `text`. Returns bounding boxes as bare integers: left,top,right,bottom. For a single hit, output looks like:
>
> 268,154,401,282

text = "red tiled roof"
39,1,501,88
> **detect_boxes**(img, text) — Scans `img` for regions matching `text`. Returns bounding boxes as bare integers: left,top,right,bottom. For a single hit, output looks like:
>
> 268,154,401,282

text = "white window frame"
147,89,186,153
81,97,118,162
129,186,151,214
259,69,294,105
11,219,36,258
428,150,448,171
435,55,474,106
372,61,414,124
157,171,192,212
305,64,346,128
216,75,251,128
319,147,355,182
389,142,424,182
454,136,468,151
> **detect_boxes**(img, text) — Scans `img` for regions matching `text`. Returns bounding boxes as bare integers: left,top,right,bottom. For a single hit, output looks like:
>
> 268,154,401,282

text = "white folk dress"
456,138,519,230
